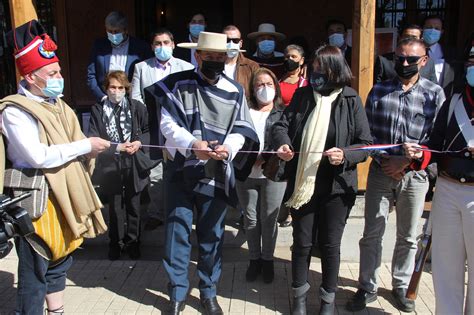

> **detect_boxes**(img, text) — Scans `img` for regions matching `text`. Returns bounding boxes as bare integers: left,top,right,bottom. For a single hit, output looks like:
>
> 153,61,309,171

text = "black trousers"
291,193,355,293
108,169,142,245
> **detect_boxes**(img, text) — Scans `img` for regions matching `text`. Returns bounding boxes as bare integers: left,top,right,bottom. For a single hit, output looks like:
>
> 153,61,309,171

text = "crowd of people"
0,9,473,315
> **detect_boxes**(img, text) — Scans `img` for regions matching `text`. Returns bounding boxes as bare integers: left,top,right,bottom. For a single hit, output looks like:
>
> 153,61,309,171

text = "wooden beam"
9,0,38,82
351,0,375,191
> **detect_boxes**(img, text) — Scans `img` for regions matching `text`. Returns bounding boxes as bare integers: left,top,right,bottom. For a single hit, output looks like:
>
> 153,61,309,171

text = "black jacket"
272,86,373,196
89,97,151,194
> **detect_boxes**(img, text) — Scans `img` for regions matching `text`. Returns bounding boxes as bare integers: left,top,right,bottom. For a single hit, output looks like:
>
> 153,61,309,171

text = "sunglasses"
395,55,426,64
227,38,241,44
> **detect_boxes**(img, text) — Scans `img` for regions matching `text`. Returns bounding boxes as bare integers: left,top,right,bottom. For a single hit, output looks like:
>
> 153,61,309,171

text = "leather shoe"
165,300,185,315
201,297,223,315
346,288,377,311
391,288,415,312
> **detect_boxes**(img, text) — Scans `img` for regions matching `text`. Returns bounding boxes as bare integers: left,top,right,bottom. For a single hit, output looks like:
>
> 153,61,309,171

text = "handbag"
262,155,286,182
133,150,160,174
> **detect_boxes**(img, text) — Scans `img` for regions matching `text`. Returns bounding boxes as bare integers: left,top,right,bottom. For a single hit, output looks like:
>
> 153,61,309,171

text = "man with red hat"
0,20,110,314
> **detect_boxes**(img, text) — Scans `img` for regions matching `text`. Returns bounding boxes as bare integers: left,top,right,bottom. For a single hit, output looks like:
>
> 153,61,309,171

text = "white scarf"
286,88,342,209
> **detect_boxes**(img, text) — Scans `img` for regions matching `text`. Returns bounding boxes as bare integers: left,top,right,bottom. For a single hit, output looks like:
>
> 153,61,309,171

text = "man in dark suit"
423,15,463,98
375,24,437,84
326,19,352,67
173,13,207,68
87,11,151,102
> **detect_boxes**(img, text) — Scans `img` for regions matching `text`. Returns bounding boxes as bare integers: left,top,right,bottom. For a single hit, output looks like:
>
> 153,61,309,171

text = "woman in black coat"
89,70,152,260
272,45,372,315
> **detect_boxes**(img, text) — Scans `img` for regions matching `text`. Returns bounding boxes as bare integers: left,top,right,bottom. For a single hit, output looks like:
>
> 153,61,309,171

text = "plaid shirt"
365,77,445,156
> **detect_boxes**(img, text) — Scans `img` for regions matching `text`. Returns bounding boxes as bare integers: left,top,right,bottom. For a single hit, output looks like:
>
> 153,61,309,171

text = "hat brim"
247,31,286,41
177,42,245,53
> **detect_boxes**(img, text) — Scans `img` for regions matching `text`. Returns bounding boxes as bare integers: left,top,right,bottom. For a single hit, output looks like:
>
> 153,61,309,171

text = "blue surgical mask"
36,75,64,98
258,40,275,55
189,24,205,38
226,42,240,58
466,66,474,87
328,33,345,48
107,32,124,46
423,28,441,46
155,46,173,61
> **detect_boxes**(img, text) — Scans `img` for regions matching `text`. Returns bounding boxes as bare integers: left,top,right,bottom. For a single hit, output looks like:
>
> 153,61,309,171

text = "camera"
0,192,35,259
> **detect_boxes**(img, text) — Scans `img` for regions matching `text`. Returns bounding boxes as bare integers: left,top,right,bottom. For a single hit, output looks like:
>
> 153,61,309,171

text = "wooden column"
351,0,375,191
9,0,38,81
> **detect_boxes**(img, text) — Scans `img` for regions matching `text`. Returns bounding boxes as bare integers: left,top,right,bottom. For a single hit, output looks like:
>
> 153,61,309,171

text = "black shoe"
391,288,415,312
261,259,274,284
200,297,223,315
108,243,121,260
246,259,261,282
165,300,185,315
144,217,163,230
126,242,141,260
345,289,377,311
292,283,310,315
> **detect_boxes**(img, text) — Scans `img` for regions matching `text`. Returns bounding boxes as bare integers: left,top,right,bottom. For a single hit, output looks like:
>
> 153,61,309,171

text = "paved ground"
0,245,436,314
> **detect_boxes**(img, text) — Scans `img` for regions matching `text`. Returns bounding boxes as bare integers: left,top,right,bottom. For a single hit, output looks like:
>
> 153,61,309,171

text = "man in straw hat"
0,20,110,314
248,23,286,79
144,32,259,315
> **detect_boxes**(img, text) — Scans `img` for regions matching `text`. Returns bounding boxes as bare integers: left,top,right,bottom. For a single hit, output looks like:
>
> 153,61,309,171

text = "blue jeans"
163,172,228,302
15,237,73,315
358,161,428,292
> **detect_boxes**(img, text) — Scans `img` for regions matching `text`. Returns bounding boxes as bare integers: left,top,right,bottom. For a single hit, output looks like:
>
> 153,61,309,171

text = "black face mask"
310,72,334,92
201,60,225,80
394,61,419,79
284,59,300,72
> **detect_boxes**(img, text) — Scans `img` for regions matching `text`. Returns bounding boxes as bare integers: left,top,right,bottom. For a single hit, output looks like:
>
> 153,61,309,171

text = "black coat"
89,97,151,194
272,86,373,196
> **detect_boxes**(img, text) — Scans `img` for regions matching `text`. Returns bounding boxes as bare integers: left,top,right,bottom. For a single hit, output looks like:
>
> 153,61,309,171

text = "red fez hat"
7,20,59,76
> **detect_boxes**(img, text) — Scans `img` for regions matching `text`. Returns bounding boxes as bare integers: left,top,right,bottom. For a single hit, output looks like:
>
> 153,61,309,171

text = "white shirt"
155,58,172,82
428,43,445,85
248,109,270,178
1,81,91,169
224,63,237,80
160,74,245,161
109,38,130,72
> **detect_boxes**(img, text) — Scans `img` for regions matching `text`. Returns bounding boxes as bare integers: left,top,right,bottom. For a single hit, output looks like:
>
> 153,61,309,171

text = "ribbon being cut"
111,142,469,155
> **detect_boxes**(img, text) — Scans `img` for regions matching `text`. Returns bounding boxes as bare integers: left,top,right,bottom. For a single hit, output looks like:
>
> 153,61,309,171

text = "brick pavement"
0,248,436,314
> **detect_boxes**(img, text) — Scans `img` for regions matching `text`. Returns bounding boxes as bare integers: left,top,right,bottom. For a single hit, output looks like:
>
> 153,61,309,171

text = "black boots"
261,259,274,283
319,287,335,315
246,259,261,281
291,283,310,315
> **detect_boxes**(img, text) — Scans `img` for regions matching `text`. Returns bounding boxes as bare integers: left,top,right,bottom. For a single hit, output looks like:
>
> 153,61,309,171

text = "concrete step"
82,196,425,262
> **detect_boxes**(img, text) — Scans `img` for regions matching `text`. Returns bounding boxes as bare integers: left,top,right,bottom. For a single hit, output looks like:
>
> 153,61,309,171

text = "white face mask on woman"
255,86,275,104
107,90,126,104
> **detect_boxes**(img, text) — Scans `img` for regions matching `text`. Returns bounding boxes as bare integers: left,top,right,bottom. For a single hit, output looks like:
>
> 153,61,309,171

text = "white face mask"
255,86,275,104
108,90,126,104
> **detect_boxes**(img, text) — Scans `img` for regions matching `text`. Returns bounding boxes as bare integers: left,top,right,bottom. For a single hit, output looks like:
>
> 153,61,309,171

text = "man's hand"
403,142,423,160
380,155,410,180
277,144,294,161
324,147,344,165
89,137,110,157
192,140,211,160
208,144,230,161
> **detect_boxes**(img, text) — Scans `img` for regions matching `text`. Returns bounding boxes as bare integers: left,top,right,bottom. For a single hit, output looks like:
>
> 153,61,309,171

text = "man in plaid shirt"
347,37,445,312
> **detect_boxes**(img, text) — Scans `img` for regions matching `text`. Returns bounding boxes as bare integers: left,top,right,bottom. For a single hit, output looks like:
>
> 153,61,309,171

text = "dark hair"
150,28,174,44
103,70,131,93
313,45,352,87
326,19,347,32
248,68,283,109
400,24,422,37
422,15,444,28
397,37,427,54
190,13,206,23
105,11,128,30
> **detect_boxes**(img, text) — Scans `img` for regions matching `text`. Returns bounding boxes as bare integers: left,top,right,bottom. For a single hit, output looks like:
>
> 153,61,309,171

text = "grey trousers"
236,178,287,261
358,161,428,292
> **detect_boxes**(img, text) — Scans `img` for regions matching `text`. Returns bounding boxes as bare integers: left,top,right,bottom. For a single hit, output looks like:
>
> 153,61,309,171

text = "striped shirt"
365,77,445,156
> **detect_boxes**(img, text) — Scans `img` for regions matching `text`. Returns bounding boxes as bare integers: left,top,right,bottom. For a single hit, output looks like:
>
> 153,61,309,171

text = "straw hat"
247,23,286,41
178,31,245,52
